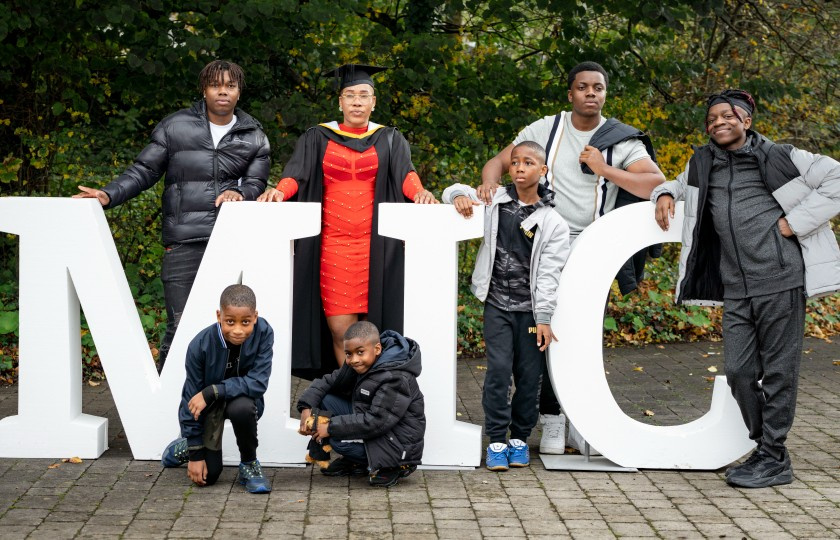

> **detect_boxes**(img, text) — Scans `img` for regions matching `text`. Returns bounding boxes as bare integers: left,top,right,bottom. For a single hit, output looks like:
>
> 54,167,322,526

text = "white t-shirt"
209,115,237,148
513,112,649,239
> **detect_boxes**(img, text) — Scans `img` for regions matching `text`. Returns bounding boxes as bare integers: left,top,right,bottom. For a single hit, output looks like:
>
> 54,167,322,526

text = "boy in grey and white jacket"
653,89,840,489
444,141,570,471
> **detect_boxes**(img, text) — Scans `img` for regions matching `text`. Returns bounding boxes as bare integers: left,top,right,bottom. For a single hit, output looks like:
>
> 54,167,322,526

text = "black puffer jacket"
297,331,426,470
102,101,270,246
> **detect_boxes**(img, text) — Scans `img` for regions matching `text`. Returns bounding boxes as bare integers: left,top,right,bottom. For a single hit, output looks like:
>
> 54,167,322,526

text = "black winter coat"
102,101,270,246
297,331,426,470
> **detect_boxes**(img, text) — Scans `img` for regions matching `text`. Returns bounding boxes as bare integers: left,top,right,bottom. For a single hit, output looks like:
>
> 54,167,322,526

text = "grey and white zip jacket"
443,183,571,323
651,131,840,303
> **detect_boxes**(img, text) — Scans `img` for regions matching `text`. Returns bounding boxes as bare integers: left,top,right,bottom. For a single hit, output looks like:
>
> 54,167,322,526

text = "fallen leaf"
633,366,644,372
475,365,487,370
657,345,665,349
66,457,82,464
88,380,101,387
704,376,715,382
702,354,709,358
48,463,61,469
707,366,718,373
456,412,462,417
833,361,840,366
145,473,154,477
644,410,655,417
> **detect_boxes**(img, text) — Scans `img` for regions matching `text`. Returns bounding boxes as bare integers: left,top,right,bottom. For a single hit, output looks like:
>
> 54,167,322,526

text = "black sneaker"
725,447,764,478
727,450,793,488
321,457,367,477
368,464,417,488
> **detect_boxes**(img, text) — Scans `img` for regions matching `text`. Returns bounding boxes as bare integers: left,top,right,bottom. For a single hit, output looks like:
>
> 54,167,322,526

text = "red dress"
276,124,423,316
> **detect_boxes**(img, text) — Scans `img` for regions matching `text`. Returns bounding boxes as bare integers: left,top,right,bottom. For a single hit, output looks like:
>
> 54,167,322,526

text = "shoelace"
241,462,262,478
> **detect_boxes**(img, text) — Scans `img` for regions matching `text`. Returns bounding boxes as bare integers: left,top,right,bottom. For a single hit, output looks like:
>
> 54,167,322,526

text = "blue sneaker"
486,443,509,471
161,437,189,468
508,439,530,467
238,460,271,493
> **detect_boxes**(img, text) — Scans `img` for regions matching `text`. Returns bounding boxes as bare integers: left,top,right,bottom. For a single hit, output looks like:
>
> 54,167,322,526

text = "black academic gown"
281,123,415,375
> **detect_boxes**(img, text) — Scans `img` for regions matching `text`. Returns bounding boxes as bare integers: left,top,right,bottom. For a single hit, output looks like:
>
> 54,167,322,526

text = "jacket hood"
502,182,556,209
190,100,264,131
370,330,421,377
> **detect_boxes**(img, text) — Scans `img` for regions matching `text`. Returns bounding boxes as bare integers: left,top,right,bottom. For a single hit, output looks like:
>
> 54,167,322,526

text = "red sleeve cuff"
402,171,424,200
275,177,299,200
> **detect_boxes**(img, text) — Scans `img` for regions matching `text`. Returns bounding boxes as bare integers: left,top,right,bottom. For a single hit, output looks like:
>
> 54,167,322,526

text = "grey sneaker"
727,450,792,488
238,460,271,494
161,437,189,468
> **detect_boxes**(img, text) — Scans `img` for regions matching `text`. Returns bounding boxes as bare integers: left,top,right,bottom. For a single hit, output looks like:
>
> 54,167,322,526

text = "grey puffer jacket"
102,101,270,246
297,331,425,470
651,131,840,303
442,182,571,324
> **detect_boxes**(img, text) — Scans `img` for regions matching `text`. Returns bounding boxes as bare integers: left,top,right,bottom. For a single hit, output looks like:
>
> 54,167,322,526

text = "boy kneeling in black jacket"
297,321,425,487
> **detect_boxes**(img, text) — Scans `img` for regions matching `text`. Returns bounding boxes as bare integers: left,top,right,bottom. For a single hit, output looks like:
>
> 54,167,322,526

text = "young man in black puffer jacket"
297,321,425,488
74,60,270,371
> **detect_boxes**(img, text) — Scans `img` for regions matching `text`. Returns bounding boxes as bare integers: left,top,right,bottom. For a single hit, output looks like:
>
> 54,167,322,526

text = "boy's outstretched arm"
479,144,514,204
442,183,483,218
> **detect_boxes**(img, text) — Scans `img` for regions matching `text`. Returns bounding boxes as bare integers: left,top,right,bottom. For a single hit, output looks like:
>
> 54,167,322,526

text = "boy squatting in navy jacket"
297,321,425,488
161,284,273,494
443,141,571,471
653,89,840,488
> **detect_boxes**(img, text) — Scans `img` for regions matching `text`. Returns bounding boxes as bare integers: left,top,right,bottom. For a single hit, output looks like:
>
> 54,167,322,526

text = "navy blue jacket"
179,317,274,448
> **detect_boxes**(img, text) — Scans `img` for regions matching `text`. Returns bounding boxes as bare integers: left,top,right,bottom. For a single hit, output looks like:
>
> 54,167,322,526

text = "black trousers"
201,396,259,486
482,303,544,443
159,241,208,369
723,287,805,461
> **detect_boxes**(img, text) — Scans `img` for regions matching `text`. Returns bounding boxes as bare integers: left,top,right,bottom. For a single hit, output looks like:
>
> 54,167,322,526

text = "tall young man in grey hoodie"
653,89,840,488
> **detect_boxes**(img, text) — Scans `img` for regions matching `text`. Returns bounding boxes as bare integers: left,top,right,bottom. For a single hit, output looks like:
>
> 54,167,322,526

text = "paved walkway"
0,338,838,539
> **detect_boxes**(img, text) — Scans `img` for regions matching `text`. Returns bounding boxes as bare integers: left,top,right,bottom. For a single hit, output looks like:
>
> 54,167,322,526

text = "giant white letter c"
550,202,753,469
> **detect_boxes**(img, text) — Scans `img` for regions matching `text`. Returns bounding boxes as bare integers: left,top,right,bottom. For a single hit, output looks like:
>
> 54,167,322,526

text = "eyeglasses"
341,93,374,103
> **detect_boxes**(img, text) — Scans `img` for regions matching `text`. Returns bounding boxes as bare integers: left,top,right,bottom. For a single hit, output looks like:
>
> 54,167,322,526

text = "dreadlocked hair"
705,89,756,132
198,60,245,93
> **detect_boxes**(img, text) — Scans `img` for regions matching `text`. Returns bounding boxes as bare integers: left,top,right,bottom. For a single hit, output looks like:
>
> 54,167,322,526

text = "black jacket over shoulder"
102,101,270,246
297,331,426,471
179,317,274,449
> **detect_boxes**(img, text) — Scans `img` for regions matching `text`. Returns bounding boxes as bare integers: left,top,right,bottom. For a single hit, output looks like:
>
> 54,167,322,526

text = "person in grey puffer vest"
653,89,840,489
74,60,270,371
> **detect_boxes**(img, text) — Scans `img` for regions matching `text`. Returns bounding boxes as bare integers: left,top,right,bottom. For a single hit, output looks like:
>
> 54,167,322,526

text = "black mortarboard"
323,64,387,90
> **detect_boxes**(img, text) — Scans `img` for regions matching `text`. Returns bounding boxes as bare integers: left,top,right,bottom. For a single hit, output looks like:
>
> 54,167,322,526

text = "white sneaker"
539,414,566,454
568,421,601,456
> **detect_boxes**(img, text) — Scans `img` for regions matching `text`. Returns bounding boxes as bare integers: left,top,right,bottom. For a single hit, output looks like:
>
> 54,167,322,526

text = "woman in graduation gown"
258,64,437,376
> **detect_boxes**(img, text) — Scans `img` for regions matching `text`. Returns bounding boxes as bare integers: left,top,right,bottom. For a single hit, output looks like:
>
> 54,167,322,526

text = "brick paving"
0,337,838,539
